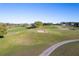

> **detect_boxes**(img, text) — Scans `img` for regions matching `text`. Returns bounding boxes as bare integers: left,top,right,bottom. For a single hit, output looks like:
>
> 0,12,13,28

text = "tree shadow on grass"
0,36,4,38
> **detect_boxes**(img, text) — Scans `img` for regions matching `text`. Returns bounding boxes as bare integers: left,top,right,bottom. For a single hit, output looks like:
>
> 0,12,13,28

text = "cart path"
39,39,79,56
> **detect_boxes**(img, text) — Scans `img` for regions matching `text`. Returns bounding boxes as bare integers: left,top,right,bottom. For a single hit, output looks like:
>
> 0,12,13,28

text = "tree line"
0,21,54,38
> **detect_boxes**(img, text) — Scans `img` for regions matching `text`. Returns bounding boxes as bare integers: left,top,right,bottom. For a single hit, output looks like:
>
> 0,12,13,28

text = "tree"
34,21,43,28
43,23,53,26
0,24,7,38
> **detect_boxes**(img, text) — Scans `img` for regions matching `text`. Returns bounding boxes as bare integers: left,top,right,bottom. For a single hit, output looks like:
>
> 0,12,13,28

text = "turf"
0,26,79,55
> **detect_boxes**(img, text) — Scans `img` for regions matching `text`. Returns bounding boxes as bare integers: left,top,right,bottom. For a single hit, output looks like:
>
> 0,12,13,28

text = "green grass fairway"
50,41,79,56
0,26,79,55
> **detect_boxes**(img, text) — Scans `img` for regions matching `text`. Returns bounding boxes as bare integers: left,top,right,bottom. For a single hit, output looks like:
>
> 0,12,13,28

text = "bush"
0,24,7,38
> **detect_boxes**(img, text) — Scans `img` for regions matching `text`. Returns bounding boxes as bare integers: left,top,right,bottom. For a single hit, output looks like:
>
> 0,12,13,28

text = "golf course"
0,24,79,56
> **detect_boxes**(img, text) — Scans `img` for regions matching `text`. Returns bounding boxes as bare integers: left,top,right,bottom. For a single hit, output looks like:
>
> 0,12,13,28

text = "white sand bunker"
37,29,48,33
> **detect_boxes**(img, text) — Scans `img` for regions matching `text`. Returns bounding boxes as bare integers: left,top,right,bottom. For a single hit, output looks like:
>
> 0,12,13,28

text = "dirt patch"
15,38,32,45
10,35,33,45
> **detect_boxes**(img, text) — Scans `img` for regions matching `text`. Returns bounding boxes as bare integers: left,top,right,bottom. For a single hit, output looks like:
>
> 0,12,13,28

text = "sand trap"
37,29,48,33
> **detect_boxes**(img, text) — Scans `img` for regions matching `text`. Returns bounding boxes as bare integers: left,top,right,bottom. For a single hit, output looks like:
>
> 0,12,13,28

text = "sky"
0,3,79,24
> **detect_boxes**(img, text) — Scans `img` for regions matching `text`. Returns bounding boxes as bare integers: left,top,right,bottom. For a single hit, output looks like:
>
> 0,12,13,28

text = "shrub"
0,24,7,38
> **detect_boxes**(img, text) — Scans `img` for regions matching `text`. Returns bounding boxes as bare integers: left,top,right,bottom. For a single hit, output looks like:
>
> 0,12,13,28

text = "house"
61,22,79,27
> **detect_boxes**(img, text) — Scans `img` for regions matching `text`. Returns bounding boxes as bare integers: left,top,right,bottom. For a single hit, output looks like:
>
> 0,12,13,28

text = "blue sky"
0,3,79,24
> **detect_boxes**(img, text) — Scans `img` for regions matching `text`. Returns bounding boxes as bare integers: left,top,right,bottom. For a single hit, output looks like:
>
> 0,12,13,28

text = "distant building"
61,22,79,27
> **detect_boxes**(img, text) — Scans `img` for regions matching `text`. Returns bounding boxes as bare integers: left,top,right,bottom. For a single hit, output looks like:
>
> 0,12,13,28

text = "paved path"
39,39,79,56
